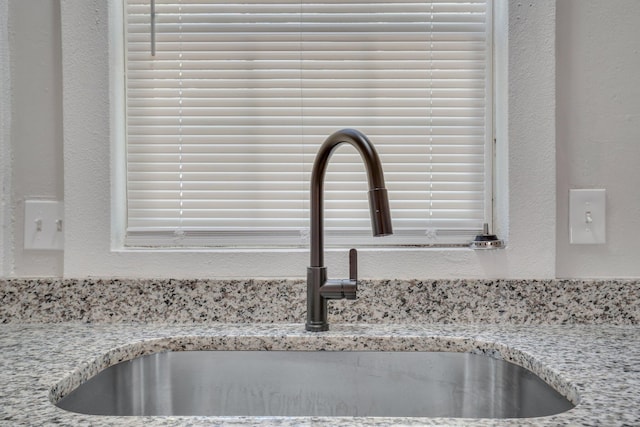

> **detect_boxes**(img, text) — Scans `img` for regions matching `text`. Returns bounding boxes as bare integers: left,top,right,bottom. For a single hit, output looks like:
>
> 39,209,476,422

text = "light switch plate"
24,200,64,250
569,189,605,244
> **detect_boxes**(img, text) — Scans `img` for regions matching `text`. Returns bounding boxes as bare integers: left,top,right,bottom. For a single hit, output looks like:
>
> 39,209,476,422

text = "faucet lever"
318,249,358,300
349,248,358,282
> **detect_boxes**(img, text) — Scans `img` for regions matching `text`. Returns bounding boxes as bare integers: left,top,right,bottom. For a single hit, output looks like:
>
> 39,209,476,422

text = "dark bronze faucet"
306,129,393,332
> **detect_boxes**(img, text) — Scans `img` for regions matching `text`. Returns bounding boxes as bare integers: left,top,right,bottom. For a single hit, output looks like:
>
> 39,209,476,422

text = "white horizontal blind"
124,0,491,247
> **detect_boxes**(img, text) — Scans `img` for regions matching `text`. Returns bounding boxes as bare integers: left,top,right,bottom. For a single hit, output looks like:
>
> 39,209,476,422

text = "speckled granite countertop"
1,323,639,426
2,278,638,324
1,278,639,426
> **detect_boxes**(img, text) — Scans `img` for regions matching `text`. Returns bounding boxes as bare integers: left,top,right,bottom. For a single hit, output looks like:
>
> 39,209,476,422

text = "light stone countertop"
1,322,639,426
1,278,639,426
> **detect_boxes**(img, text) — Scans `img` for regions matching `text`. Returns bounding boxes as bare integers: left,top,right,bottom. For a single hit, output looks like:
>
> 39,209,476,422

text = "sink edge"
49,330,581,411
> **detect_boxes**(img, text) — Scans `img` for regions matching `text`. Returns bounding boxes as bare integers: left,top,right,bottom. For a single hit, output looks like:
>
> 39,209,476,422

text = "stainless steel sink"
55,350,574,418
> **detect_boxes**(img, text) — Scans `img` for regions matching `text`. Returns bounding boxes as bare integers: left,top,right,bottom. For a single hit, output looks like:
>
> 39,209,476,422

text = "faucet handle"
349,248,357,282
318,249,358,300
344,248,357,300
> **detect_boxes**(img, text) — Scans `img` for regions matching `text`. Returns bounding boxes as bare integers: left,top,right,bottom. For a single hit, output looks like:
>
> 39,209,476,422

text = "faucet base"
306,266,328,332
305,321,329,332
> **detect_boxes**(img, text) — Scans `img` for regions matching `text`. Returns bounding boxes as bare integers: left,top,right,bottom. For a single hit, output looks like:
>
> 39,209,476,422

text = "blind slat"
124,0,491,247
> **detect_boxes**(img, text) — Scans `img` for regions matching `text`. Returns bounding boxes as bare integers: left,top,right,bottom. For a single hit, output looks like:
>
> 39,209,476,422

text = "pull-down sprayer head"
368,188,393,237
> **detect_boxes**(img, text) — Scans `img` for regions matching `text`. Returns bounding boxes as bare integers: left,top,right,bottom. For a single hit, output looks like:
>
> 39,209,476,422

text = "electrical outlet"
569,189,605,244
24,200,64,250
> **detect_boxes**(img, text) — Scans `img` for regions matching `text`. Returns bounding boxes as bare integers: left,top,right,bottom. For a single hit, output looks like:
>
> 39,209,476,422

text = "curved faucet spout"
306,129,393,332
310,129,393,268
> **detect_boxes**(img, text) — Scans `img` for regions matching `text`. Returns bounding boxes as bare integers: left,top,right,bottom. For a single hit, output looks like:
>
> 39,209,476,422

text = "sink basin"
55,350,574,418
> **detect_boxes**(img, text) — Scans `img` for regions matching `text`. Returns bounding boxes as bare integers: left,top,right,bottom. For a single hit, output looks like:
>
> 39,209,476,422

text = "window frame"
121,0,495,249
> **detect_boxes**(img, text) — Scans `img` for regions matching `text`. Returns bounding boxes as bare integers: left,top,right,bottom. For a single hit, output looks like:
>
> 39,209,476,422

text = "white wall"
3,0,64,277
2,1,640,279
556,0,640,277
0,0,10,277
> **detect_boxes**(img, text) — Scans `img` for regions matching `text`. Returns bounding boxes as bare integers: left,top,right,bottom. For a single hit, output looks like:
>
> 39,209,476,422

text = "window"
123,0,492,248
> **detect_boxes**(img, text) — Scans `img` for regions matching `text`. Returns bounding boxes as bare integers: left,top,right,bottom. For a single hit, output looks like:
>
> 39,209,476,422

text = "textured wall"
5,0,64,276
556,0,640,277
0,1,10,277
